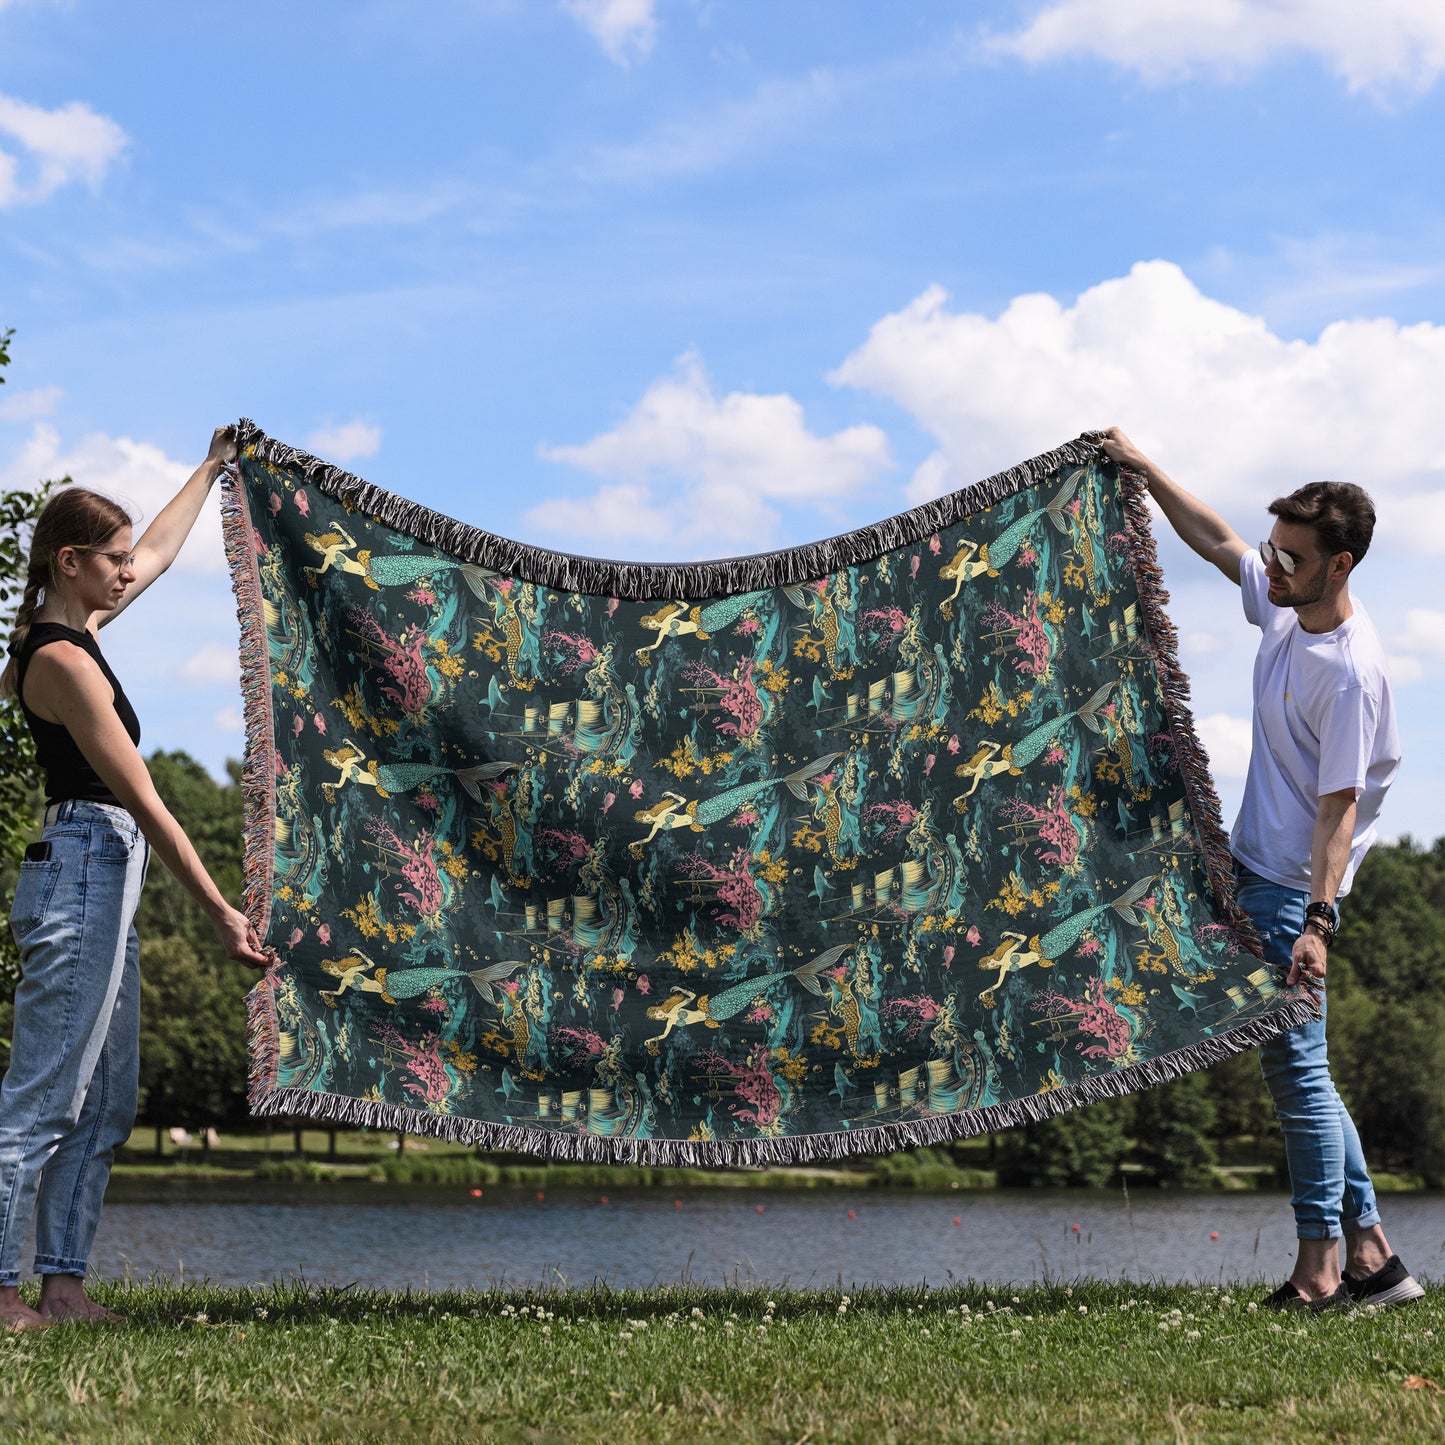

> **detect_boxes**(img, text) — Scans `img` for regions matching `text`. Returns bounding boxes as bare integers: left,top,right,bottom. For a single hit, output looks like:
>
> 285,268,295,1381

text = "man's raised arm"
1100,427,1249,585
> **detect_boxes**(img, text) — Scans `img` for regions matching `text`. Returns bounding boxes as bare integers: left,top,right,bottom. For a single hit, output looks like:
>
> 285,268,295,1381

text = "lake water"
70,1182,1445,1291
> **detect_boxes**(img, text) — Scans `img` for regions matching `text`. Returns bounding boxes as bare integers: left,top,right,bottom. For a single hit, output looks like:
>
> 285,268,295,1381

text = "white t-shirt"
1229,549,1400,896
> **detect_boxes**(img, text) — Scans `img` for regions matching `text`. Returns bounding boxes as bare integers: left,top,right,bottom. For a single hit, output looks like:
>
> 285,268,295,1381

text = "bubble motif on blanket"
225,421,1313,1163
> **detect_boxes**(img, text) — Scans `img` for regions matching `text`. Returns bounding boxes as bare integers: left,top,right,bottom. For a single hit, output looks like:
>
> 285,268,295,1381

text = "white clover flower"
619,1330,632,1341
193,1313,208,1325
1247,1302,1258,1314
1186,1330,1201,1340
691,1307,704,1319
1078,1306,1087,1315
766,1300,776,1310
1268,1323,1283,1334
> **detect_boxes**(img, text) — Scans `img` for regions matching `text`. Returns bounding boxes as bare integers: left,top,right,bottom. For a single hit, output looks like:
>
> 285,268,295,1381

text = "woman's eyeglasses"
79,548,137,570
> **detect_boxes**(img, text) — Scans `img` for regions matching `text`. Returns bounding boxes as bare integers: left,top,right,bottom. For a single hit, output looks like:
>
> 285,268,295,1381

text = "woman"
0,425,270,1332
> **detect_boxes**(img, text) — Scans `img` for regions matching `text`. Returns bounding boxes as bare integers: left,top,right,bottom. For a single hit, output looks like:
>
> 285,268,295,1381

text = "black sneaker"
1263,1280,1353,1313
1342,1255,1425,1308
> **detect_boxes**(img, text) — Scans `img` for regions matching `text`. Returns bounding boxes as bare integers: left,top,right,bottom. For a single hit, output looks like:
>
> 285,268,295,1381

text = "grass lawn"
1,1279,1441,1443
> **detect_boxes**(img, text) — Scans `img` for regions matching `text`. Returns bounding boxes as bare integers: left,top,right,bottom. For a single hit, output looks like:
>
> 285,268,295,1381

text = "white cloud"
178,640,240,686
304,419,382,464
1,423,225,574
562,0,657,67
988,0,1445,98
1195,712,1253,780
585,70,839,185
0,384,62,421
1183,631,1226,658
0,91,128,207
1388,607,1445,683
1393,608,1445,660
210,706,244,735
530,352,893,556
830,260,1445,557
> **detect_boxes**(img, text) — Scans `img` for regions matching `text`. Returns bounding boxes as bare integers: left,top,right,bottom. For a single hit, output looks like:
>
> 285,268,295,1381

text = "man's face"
1262,519,1336,608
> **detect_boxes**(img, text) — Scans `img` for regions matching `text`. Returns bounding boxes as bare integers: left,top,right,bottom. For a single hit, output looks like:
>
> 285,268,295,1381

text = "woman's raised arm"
96,425,236,629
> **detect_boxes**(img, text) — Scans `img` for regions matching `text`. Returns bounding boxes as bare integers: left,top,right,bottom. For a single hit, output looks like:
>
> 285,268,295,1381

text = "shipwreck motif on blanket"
227,423,1310,1163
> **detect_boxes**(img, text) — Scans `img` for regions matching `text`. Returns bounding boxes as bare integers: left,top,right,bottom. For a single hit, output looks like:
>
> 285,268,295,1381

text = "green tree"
995,1097,1131,1187
136,750,248,967
0,326,60,1030
1131,1070,1218,1187
1328,836,1445,1184
131,750,255,1129
136,935,251,1133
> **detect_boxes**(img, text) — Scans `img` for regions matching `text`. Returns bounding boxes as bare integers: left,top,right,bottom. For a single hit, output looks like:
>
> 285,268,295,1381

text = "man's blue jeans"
1234,861,1382,1241
0,800,149,1286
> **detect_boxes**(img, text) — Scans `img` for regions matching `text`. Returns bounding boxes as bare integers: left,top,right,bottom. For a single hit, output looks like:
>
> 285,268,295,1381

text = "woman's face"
68,525,136,612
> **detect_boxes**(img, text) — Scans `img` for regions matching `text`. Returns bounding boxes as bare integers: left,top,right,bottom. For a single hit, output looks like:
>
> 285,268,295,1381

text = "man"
1100,427,1422,1312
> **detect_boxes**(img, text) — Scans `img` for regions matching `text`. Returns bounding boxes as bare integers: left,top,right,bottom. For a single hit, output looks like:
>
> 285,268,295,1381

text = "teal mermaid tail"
1007,681,1116,769
365,554,495,600
1037,875,1155,960
697,590,773,633
695,752,839,826
983,470,1082,570
380,967,468,999
703,944,850,1022
374,758,516,800
469,958,527,1004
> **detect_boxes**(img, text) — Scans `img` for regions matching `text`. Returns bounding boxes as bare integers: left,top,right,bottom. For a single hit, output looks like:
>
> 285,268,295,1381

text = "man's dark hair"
1268,481,1376,568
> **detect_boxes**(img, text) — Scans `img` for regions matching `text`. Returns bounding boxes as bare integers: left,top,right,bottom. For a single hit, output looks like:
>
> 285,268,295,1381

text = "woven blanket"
225,421,1313,1164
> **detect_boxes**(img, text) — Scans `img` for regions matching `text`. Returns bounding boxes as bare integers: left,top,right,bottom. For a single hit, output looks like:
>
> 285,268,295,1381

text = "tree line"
1,330,1441,1184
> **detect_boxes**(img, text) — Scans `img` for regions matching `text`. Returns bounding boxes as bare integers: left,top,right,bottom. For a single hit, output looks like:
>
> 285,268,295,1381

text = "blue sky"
3,0,1443,851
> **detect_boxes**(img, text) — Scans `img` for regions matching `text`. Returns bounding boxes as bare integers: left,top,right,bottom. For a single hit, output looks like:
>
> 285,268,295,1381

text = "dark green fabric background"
239,446,1288,1151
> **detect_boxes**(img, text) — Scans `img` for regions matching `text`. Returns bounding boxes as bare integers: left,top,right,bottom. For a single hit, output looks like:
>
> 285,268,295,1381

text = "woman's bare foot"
37,1276,123,1324
0,1286,52,1332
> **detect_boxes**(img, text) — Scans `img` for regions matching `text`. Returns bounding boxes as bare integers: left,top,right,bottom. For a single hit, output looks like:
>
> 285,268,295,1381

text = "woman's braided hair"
0,487,133,700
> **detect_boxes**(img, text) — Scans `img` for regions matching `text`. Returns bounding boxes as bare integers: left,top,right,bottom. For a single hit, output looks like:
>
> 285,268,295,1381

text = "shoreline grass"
2,1278,1441,1442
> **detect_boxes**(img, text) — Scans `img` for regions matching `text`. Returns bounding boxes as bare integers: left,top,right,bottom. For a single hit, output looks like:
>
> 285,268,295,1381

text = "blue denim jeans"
1233,861,1381,1242
0,800,150,1286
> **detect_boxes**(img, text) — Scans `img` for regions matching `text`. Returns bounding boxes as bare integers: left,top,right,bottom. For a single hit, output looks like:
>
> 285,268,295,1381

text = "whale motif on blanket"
225,420,1315,1164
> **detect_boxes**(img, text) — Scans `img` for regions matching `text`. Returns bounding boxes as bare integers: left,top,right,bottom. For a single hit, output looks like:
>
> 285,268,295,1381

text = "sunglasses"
1258,539,1304,577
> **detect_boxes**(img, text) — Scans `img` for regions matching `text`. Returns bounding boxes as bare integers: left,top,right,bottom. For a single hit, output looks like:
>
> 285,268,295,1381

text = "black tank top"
17,622,142,806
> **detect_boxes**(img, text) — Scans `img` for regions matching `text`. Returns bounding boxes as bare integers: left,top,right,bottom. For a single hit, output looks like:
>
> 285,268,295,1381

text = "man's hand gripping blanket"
223,421,1315,1165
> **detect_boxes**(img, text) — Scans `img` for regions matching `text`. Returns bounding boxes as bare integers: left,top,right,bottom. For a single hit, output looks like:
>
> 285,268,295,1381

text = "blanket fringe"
234,419,1103,601
247,998,1317,1167
219,463,284,1095
1115,470,1264,957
